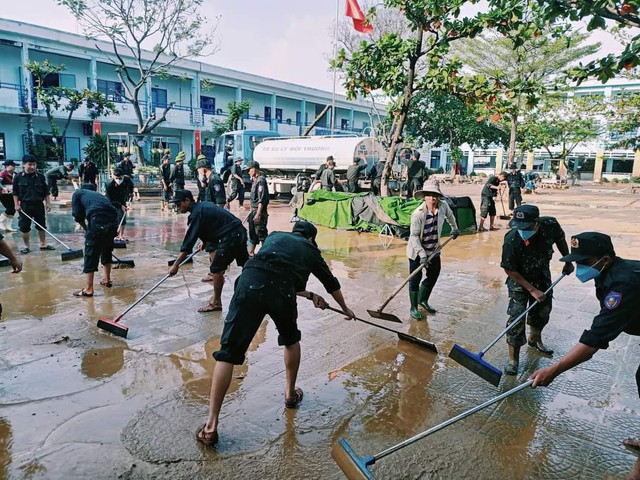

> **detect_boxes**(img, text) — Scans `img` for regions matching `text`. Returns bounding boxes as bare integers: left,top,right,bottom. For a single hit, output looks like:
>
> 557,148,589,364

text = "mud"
0,182,639,479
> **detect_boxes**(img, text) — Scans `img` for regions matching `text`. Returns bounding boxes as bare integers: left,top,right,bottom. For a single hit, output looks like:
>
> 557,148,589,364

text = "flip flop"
489,226,500,231
198,303,222,313
99,280,113,288
20,247,30,254
201,274,214,282
196,425,218,447
623,438,640,455
40,245,56,250
477,227,486,233
72,289,93,297
285,387,304,409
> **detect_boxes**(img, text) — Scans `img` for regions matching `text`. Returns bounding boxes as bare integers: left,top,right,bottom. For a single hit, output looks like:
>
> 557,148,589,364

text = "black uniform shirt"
247,231,341,293
71,189,118,227
118,160,134,177
407,160,426,180
78,162,98,184
180,202,242,253
250,175,269,210
229,164,243,184
580,258,640,349
374,160,386,180
315,164,327,180
46,166,69,180
346,163,366,184
172,164,185,187
205,174,226,204
105,177,134,208
481,176,500,198
161,163,172,184
13,171,49,202
506,171,525,190
500,217,565,287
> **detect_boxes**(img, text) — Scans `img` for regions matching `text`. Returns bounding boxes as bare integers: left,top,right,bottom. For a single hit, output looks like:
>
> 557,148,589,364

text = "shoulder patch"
604,291,622,310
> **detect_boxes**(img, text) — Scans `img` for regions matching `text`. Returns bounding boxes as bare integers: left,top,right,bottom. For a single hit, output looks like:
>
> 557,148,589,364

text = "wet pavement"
0,182,639,479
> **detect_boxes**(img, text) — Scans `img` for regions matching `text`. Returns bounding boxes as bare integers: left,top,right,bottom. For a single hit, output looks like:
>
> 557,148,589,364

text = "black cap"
509,163,518,170
245,161,260,170
113,167,124,176
22,154,37,164
560,232,615,263
2,160,17,167
509,205,539,230
235,157,243,163
195,159,210,170
169,189,194,203
292,220,318,247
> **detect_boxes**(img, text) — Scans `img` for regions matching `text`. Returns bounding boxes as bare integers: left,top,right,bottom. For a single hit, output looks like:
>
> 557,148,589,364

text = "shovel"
367,237,454,323
498,188,510,220
449,273,566,386
18,210,83,261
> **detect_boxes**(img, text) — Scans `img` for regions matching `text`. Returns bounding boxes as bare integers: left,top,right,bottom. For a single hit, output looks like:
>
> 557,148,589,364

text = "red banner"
195,130,201,155
345,0,373,34
93,121,101,136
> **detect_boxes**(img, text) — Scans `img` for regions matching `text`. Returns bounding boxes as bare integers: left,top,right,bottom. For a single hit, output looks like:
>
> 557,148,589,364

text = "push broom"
19,210,83,261
367,237,454,323
498,188,510,220
97,251,197,338
448,273,566,386
312,297,437,353
113,207,128,249
332,380,534,480
111,252,135,269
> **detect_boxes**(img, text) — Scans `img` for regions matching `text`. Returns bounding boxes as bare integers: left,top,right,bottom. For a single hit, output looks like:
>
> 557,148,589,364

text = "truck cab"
213,130,280,181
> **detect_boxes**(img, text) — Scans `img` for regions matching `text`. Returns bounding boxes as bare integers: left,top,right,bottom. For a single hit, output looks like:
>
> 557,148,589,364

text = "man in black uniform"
194,221,356,447
406,150,427,199
530,232,640,479
160,154,173,210
195,154,209,202
118,152,135,179
369,158,386,196
12,155,54,253
478,172,506,232
501,205,573,375
314,155,333,182
506,163,525,213
197,161,226,207
71,188,119,296
225,157,245,209
45,163,74,199
345,154,367,193
318,160,337,191
168,189,249,313
247,161,269,256
105,168,134,242
78,158,99,188
171,151,186,191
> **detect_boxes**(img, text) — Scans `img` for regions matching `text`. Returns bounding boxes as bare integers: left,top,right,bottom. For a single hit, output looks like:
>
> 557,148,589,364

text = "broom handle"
114,251,197,321
117,206,127,229
479,273,567,356
324,304,411,338
377,236,454,312
374,380,534,462
19,209,74,251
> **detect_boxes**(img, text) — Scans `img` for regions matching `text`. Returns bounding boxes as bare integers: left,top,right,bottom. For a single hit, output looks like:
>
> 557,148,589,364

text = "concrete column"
594,149,604,182
349,108,354,131
300,99,306,135
21,44,31,112
526,151,534,171
89,57,97,90
270,93,277,132
495,148,503,175
467,149,475,173
236,86,242,103
633,149,640,178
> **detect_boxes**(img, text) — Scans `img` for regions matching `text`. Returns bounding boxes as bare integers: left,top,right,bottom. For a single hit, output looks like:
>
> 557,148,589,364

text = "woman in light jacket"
406,181,459,320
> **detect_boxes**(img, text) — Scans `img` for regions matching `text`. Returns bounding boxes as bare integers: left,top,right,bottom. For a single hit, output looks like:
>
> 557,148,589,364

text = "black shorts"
83,223,117,273
18,201,46,232
213,268,300,365
480,196,496,218
209,227,249,274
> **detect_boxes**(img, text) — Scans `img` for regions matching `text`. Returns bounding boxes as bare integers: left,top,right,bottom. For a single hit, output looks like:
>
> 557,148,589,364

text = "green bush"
612,178,619,183
469,171,477,176
632,176,640,183
435,167,445,174
602,177,609,183
621,178,630,183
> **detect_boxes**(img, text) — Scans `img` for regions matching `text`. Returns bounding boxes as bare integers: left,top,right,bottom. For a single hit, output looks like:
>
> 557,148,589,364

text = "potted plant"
286,118,292,125
136,164,162,196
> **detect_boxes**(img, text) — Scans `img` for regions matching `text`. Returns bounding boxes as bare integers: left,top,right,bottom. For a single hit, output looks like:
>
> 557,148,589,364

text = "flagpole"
330,0,339,136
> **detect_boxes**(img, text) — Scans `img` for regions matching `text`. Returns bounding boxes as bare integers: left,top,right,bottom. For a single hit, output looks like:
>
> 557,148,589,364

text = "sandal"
477,227,486,233
201,274,214,282
196,425,218,447
198,302,222,313
489,226,500,231
20,247,30,254
72,289,93,297
40,245,56,251
285,387,304,409
623,438,640,455
100,280,113,288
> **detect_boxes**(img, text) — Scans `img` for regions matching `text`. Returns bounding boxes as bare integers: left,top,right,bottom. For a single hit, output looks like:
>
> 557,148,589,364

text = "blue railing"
0,82,27,109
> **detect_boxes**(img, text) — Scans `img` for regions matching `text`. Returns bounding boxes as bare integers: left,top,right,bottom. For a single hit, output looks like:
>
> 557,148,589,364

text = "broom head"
97,317,129,338
366,309,402,323
113,240,127,249
61,249,84,261
0,257,9,268
449,344,502,387
332,438,376,480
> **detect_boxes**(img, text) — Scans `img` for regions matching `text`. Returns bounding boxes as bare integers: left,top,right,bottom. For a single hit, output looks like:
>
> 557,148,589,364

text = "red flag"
345,0,373,34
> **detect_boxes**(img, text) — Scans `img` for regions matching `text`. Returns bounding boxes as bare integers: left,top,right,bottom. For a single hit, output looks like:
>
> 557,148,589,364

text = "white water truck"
252,135,388,195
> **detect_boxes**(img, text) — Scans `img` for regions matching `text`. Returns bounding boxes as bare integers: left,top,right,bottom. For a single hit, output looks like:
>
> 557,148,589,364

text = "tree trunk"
507,114,518,169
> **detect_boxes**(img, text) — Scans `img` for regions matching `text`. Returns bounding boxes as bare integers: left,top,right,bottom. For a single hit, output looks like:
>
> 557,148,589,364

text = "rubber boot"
418,284,436,314
409,291,422,320
4,215,15,232
528,327,554,355
504,345,520,375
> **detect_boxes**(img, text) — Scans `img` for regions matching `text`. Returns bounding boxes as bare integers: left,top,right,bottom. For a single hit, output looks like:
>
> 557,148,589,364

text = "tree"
606,91,640,150
206,100,252,143
518,94,605,177
455,29,600,167
83,134,117,169
26,59,117,160
58,0,217,137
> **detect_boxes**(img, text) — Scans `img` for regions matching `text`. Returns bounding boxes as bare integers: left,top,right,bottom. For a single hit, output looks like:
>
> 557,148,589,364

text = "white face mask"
115,178,123,185
199,174,207,182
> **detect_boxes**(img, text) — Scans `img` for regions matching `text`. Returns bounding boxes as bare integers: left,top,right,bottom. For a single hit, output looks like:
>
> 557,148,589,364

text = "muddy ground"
0,182,639,479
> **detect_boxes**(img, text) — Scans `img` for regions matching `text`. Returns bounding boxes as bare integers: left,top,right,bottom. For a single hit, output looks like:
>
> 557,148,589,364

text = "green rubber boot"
504,345,520,376
418,284,436,314
409,291,422,320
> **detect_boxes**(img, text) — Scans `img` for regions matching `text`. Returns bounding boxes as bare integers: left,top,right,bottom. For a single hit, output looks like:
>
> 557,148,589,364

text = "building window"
151,88,167,109
200,95,216,114
97,79,124,102
33,72,76,89
275,108,283,124
341,119,349,130
264,106,271,123
363,121,370,129
296,111,301,125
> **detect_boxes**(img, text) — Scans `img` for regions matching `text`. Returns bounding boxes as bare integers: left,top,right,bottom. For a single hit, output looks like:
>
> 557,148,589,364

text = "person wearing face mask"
406,181,459,320
105,168,134,242
530,232,640,479
0,160,17,231
195,154,209,202
500,204,574,375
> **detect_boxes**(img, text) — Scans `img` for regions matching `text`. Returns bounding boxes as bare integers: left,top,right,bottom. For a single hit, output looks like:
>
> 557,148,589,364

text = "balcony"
0,83,27,112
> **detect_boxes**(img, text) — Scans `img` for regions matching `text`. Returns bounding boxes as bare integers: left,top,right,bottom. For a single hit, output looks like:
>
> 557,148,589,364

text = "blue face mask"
518,229,536,241
575,257,604,283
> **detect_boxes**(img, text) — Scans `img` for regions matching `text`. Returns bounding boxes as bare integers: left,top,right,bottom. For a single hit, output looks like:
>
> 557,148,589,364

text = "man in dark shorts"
12,155,55,253
247,161,269,256
194,221,356,447
105,168,134,242
71,188,119,296
168,189,249,312
478,171,506,232
225,157,245,209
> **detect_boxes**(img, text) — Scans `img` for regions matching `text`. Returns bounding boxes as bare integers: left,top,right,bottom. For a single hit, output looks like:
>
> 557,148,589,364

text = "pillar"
495,148,503,175
300,99,306,135
526,151,534,171
467,149,475,173
593,149,604,182
235,86,242,103
633,149,640,178
21,44,31,112
89,57,97,91
349,108,354,132
270,93,277,132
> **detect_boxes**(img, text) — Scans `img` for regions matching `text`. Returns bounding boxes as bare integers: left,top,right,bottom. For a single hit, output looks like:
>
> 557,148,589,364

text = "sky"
1,0,624,94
